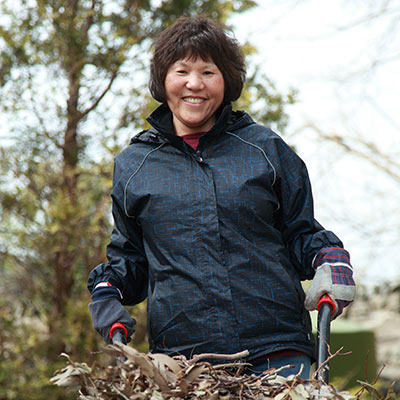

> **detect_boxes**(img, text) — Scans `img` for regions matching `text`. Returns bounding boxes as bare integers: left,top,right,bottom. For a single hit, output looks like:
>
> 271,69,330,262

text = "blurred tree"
0,1,294,398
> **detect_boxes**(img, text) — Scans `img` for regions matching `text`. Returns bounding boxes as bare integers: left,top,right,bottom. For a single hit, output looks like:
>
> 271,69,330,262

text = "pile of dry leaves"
50,343,390,399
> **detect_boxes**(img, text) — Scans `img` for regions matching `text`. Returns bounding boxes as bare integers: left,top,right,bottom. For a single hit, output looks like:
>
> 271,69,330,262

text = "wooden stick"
189,350,250,364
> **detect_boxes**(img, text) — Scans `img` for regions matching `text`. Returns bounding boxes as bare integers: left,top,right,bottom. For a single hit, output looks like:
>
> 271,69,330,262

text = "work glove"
89,282,136,344
304,248,356,319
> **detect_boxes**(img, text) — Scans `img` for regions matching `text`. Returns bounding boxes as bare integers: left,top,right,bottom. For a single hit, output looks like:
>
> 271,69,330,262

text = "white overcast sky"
231,0,400,286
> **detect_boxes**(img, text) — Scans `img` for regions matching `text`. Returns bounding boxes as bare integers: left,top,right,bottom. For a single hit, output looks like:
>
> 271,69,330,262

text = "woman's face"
164,56,225,136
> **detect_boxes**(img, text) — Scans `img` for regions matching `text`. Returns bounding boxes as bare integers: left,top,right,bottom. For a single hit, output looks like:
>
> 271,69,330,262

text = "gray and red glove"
89,282,136,344
305,248,356,318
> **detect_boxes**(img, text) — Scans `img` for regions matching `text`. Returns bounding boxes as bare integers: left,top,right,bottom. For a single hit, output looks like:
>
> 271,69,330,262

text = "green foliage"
0,1,296,398
0,299,75,400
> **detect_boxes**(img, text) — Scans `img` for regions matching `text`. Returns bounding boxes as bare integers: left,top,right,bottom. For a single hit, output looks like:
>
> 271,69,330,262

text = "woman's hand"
89,293,136,344
304,248,356,318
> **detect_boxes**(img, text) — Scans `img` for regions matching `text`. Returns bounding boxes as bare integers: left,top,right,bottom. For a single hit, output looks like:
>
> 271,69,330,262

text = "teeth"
183,97,204,104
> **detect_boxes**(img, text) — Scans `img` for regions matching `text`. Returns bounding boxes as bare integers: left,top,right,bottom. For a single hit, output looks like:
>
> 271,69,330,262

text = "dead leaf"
150,353,182,374
293,383,310,399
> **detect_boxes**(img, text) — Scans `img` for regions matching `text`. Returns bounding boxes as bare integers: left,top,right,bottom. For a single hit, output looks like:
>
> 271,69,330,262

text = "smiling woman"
87,16,356,381
149,17,245,105
164,57,225,135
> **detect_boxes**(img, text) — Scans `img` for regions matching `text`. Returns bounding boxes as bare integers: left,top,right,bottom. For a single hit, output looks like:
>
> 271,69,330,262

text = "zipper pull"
196,150,204,162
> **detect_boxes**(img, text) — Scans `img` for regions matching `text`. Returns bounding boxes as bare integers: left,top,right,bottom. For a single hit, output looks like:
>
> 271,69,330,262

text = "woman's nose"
186,73,204,90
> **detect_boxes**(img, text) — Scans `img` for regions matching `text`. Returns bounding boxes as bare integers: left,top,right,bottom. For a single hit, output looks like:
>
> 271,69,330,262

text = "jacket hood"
131,103,254,145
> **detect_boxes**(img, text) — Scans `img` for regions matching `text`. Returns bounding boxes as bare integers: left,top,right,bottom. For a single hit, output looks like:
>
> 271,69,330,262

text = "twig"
355,363,386,398
245,384,254,399
295,363,304,378
372,363,385,385
260,364,294,381
213,362,252,370
280,373,301,400
189,350,249,364
111,384,131,400
364,350,370,383
312,345,352,380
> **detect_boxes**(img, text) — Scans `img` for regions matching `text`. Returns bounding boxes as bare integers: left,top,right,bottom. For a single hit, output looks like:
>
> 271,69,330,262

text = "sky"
231,0,400,286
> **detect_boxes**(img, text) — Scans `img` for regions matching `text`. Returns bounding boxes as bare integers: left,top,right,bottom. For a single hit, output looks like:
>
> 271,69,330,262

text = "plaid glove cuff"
313,247,354,287
313,247,351,269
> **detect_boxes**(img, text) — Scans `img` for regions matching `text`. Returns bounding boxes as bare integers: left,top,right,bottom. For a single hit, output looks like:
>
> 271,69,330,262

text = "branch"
304,122,400,183
128,0,141,18
79,70,118,119
78,0,146,120
17,69,63,150
80,0,96,43
334,1,392,32
213,362,252,370
260,364,295,381
189,350,249,364
355,363,386,399
312,344,352,381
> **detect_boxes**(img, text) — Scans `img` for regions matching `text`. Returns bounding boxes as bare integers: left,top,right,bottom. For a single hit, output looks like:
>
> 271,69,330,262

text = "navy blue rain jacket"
88,104,343,361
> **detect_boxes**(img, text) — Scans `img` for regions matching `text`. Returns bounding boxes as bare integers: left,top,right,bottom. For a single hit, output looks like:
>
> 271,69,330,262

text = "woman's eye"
177,70,187,74
203,71,213,75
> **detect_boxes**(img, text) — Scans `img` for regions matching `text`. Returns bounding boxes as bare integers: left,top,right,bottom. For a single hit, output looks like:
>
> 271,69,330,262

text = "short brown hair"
149,17,246,104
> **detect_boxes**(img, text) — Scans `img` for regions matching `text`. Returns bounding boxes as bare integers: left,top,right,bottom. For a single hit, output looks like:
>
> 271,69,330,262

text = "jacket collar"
132,103,254,147
147,102,233,134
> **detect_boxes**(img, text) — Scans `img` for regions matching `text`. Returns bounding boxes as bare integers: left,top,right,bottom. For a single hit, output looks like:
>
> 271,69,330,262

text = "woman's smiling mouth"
183,97,205,104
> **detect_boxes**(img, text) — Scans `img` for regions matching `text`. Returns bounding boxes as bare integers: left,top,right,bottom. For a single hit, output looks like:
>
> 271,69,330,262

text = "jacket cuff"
312,247,351,270
91,282,122,302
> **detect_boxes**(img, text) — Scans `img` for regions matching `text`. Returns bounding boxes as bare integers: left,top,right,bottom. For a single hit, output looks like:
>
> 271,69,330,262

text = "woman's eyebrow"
173,60,216,68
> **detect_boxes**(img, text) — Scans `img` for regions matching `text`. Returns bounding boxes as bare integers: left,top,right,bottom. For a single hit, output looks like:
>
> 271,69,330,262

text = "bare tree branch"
333,0,393,31
303,121,400,184
79,70,118,119
80,0,96,43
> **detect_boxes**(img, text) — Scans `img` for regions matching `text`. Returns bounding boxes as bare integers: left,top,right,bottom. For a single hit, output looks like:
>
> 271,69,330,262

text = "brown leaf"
152,367,171,393
50,354,91,388
177,364,206,396
150,353,182,374
184,364,206,384
115,343,156,379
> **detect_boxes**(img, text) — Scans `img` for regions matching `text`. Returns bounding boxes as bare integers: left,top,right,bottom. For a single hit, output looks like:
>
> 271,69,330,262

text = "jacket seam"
124,143,165,218
226,131,277,185
226,131,280,212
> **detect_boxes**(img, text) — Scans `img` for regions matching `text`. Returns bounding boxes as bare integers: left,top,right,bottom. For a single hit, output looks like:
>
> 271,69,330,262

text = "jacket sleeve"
273,138,343,280
87,158,148,306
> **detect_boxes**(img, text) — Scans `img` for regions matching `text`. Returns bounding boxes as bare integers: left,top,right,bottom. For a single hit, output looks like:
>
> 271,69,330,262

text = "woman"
88,17,356,379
